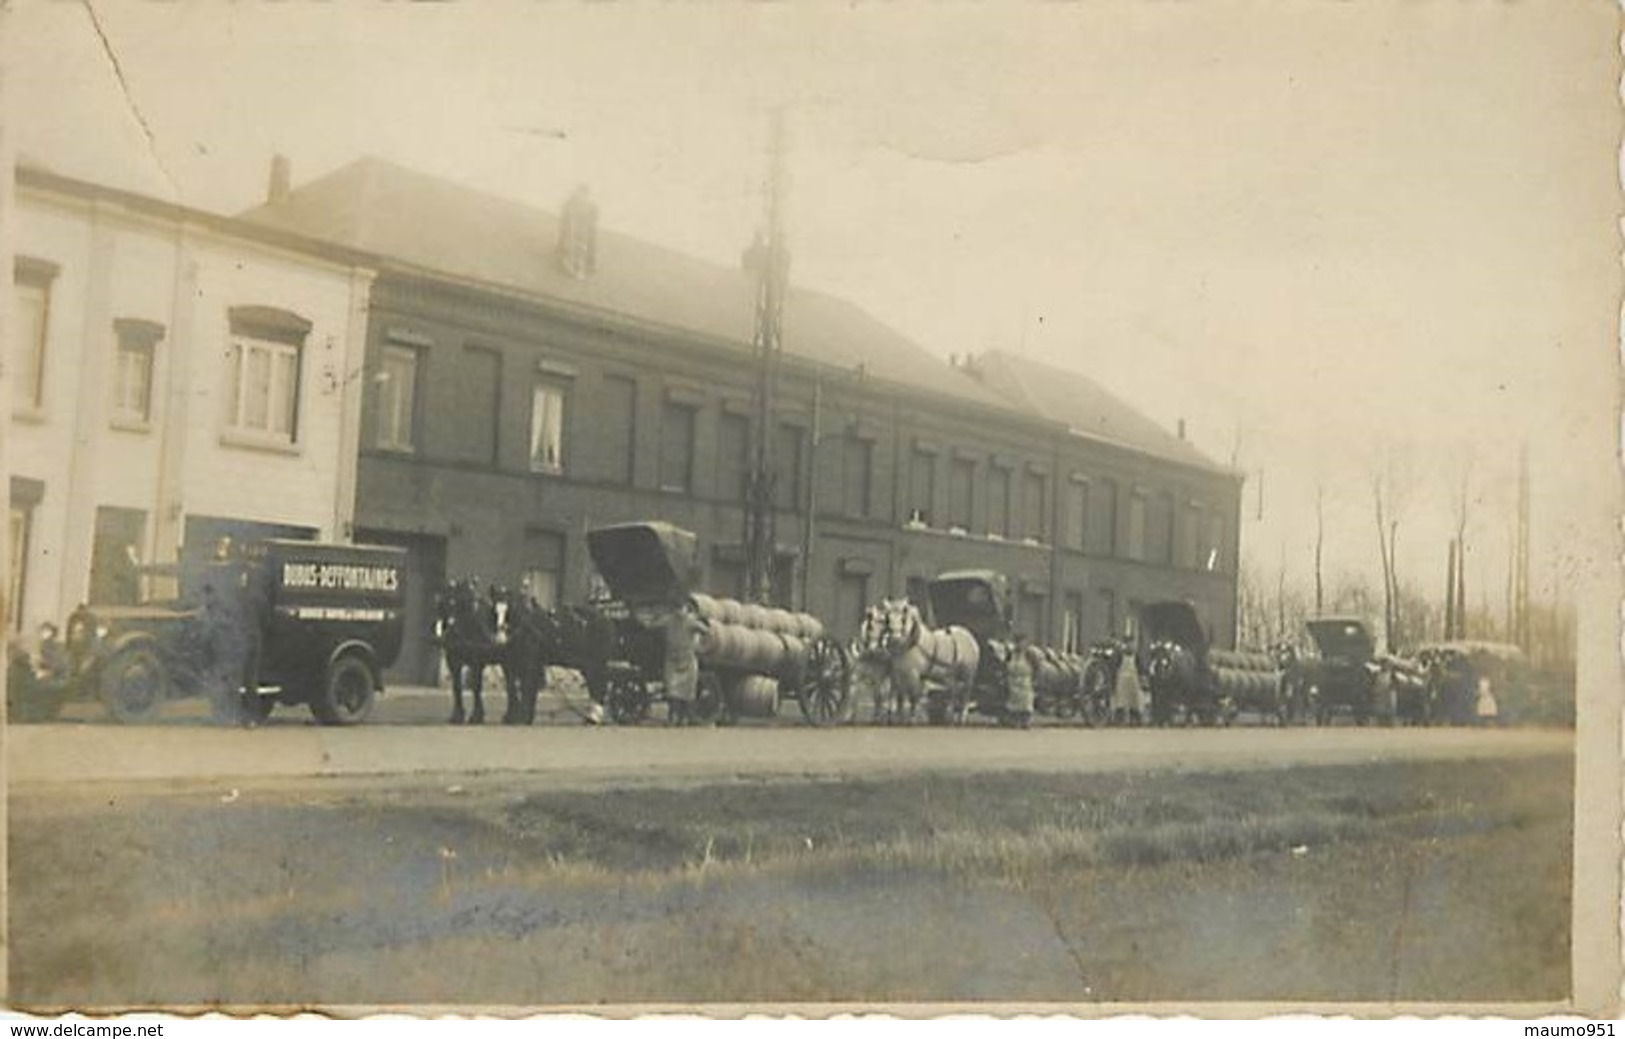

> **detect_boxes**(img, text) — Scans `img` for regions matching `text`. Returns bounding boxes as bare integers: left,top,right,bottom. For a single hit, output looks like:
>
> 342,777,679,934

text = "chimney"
557,184,598,278
266,154,292,204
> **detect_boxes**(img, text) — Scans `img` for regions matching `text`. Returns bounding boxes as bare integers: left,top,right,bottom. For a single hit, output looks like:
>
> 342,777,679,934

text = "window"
988,465,1012,538
948,457,975,531
522,530,565,608
375,344,419,451
7,477,40,631
1096,478,1119,556
1065,481,1088,551
775,424,804,510
660,400,697,492
597,375,636,484
1127,493,1148,561
1184,504,1204,570
1017,592,1046,639
1205,513,1225,572
1062,591,1085,653
530,381,568,473
908,448,935,525
842,435,873,517
1096,588,1118,641
8,506,27,631
1022,470,1047,541
1158,492,1177,565
90,506,147,606
110,319,162,428
13,258,56,414
710,553,746,600
718,412,750,502
225,306,311,445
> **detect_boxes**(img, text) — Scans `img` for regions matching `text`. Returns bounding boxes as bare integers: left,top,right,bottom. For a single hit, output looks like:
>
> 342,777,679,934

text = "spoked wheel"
604,670,651,725
796,637,852,726
1081,664,1113,728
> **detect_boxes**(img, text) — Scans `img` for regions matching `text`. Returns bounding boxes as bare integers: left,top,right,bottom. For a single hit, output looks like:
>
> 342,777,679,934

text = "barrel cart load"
585,521,852,725
1136,600,1287,726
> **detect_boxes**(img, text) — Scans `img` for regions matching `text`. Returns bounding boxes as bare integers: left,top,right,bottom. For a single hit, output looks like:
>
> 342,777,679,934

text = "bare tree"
1314,482,1325,615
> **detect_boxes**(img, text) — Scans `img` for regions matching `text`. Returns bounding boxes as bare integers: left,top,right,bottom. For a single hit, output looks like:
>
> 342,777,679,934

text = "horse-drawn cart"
585,522,852,726
1136,600,1286,726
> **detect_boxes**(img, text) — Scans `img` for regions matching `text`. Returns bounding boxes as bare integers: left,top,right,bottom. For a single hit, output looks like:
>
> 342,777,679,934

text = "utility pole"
744,109,790,605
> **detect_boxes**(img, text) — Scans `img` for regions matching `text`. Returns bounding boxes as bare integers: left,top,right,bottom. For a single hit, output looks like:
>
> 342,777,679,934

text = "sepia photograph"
0,0,1619,1018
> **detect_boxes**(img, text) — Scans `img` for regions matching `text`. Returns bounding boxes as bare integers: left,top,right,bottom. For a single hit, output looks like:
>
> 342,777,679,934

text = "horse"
851,599,979,725
488,585,552,725
1143,639,1207,725
432,578,507,725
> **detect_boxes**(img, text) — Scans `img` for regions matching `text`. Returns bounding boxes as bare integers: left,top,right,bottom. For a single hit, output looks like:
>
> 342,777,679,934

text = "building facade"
243,159,1242,684
8,166,374,638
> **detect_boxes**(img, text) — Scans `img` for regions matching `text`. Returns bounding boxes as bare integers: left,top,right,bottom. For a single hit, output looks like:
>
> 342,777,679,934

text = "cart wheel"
310,654,376,726
605,673,651,725
99,645,167,723
797,638,852,726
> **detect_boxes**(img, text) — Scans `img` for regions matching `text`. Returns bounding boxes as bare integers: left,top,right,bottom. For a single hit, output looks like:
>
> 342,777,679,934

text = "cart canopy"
586,522,699,606
1305,616,1376,662
1137,600,1210,653
927,570,1011,640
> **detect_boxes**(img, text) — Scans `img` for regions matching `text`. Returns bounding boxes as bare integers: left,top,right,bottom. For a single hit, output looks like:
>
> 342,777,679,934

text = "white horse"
851,599,980,724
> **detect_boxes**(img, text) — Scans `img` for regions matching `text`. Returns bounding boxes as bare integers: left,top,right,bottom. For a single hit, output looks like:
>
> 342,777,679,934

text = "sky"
8,0,1620,626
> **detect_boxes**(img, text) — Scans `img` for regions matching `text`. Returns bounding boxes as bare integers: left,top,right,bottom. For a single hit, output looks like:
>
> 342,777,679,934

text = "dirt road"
7,707,1570,789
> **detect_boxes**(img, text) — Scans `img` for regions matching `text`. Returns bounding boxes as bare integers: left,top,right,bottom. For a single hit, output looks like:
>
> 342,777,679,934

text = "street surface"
6,684,1571,790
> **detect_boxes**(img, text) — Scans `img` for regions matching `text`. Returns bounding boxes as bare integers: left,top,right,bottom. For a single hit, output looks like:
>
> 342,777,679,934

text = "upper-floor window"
948,457,974,531
13,257,58,414
225,306,311,446
842,434,873,517
908,448,936,525
718,411,750,502
1096,477,1119,557
1022,470,1047,541
660,399,697,493
1127,492,1148,561
988,465,1012,538
1065,480,1088,551
1204,513,1226,572
776,423,805,510
111,318,162,428
600,374,637,484
375,344,420,452
530,380,568,473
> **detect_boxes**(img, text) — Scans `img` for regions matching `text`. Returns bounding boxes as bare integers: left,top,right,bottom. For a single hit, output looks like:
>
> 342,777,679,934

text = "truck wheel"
310,655,376,726
100,646,167,723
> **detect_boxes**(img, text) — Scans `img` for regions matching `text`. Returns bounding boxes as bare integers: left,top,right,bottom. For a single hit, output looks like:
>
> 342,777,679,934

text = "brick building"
243,158,1242,683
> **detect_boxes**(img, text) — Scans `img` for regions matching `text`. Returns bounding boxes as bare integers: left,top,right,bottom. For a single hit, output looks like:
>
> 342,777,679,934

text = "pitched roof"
237,157,1009,410
967,350,1227,473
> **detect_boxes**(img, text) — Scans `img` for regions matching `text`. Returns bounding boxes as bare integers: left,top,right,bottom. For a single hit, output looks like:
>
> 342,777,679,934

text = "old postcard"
1,0,1619,1019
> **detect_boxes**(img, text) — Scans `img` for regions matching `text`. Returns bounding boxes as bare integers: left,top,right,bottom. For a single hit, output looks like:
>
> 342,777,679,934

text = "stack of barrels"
689,593,825,678
1208,648,1282,701
1029,645,1087,697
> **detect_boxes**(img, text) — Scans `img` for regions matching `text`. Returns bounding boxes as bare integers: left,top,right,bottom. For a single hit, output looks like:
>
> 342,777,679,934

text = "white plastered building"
9,164,375,638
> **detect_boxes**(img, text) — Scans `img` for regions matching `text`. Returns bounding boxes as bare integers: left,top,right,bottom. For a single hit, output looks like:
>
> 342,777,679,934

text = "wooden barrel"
732,674,780,718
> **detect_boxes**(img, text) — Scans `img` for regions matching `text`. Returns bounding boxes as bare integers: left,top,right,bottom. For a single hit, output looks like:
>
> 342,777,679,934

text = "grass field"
8,755,1571,1007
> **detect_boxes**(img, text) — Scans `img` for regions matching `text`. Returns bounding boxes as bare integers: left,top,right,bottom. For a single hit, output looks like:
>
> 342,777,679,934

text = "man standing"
1004,633,1036,729
661,598,708,726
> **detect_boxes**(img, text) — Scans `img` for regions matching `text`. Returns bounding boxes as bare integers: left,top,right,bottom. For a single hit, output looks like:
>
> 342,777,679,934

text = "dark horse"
433,578,508,725
488,585,551,725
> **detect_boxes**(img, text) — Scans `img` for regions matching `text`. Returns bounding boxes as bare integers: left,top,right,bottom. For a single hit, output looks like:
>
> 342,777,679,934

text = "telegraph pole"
744,109,790,605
